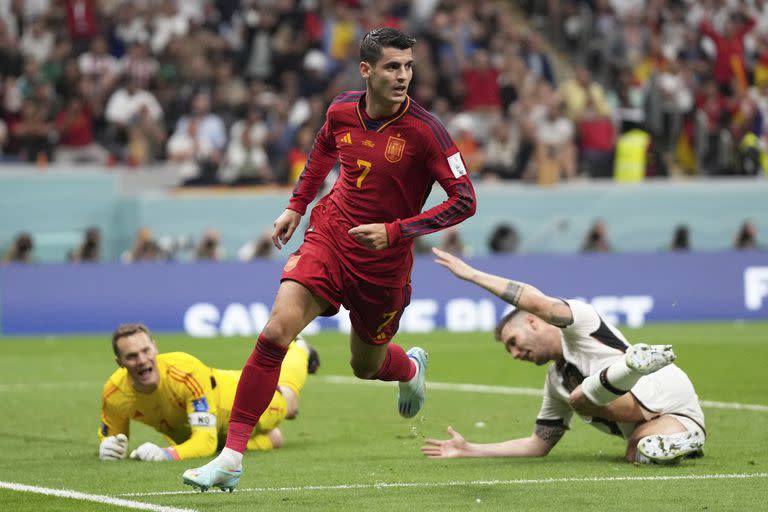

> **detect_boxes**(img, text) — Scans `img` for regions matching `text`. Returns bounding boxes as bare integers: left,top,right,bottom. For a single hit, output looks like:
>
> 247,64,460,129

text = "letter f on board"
745,267,768,310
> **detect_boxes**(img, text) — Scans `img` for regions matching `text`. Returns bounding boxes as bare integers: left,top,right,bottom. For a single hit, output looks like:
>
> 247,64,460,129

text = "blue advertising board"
1,252,767,336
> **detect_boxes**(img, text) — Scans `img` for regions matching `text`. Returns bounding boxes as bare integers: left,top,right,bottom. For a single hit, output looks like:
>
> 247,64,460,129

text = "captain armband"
189,412,217,428
534,418,568,446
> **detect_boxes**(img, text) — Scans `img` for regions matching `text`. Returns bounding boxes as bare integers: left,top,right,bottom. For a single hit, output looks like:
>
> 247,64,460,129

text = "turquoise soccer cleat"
397,347,428,418
182,463,242,492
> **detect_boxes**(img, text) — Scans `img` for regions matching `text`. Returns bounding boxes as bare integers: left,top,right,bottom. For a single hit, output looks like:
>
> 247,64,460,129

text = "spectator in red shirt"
55,95,109,164
578,96,616,178
460,48,501,113
699,9,755,92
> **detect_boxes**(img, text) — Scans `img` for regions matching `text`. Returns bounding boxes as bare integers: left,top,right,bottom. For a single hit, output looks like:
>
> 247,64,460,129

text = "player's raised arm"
421,426,555,459
432,247,573,328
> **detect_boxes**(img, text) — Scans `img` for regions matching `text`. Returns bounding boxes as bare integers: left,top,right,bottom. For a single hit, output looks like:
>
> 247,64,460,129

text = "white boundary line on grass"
0,480,196,512
2,376,767,412
0,381,99,392
320,375,768,412
119,472,768,497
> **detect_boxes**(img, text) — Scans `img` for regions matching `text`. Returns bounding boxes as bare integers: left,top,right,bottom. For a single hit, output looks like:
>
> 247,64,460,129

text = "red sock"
371,344,416,382
225,334,288,453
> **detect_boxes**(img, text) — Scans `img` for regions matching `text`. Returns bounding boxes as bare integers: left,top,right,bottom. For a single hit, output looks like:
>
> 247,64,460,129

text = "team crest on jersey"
384,136,406,163
284,254,301,272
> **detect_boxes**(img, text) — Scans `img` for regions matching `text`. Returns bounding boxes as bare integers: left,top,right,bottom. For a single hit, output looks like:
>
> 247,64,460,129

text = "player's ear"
359,61,371,80
115,355,123,368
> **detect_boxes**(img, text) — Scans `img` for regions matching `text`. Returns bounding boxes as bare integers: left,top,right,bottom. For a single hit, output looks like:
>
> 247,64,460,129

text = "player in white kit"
421,248,705,464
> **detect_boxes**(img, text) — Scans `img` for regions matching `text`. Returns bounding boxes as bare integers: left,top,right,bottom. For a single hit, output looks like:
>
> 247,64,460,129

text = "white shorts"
630,364,706,439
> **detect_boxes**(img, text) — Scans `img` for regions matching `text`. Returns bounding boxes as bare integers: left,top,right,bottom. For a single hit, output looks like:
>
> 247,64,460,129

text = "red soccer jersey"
287,91,476,287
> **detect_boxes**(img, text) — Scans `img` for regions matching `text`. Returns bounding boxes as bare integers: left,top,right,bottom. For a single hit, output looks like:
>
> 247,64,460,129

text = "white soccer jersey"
536,299,705,439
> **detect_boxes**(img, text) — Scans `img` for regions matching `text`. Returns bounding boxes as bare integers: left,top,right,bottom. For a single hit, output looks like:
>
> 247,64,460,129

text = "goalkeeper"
98,323,319,461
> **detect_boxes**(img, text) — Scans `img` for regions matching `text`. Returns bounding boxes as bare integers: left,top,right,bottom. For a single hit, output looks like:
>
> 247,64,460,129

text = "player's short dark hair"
112,323,152,356
493,309,525,341
360,27,416,65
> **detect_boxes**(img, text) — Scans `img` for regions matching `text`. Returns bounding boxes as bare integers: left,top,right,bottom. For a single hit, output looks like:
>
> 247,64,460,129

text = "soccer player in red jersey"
183,27,476,492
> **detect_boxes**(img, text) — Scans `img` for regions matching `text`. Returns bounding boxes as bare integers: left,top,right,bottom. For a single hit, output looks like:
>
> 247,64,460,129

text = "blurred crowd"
522,0,768,178
2,219,762,264
2,0,768,186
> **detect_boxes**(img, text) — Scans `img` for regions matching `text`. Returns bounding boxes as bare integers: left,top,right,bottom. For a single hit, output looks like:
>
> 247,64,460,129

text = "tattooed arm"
421,425,556,459
432,247,573,327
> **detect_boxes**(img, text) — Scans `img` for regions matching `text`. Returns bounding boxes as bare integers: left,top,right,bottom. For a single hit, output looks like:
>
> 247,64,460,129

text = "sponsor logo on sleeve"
447,152,467,178
192,397,209,412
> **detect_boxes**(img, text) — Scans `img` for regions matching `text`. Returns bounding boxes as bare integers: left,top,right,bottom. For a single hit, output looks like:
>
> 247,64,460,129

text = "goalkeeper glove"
99,433,128,461
130,442,174,461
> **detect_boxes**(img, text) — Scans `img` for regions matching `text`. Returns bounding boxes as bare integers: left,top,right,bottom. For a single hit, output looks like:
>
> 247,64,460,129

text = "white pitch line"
699,400,768,412
0,481,196,512
0,381,100,392
119,472,768,497
2,376,767,412
320,375,768,412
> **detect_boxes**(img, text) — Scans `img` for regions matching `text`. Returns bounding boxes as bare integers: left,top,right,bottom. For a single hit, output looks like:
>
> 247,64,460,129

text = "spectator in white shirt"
78,36,119,94
19,17,53,64
105,77,163,126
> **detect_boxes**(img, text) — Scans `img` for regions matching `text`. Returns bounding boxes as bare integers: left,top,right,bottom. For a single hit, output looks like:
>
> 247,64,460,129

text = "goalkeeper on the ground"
98,323,319,461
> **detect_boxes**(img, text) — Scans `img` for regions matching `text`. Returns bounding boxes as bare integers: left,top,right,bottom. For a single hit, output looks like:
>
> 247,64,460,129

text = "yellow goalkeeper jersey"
99,344,308,460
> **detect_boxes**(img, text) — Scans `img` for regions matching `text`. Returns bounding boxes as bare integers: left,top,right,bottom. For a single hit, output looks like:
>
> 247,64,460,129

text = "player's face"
362,47,413,108
499,317,560,366
115,332,160,392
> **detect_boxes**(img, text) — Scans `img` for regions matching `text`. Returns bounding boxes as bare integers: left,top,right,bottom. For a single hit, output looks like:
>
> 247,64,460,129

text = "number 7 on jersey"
356,159,372,188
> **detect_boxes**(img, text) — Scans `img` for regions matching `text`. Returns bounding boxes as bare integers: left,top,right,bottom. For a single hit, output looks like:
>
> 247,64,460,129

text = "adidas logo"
340,132,352,144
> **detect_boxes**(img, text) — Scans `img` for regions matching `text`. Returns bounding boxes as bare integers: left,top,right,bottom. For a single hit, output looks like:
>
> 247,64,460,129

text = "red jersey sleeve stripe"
401,182,474,234
401,182,474,238
168,366,205,396
168,372,204,398
103,383,119,400
331,91,364,105
408,104,453,150
167,366,204,396
167,366,201,393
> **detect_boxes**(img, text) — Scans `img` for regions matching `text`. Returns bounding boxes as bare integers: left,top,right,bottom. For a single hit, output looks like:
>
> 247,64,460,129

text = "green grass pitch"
1,322,766,511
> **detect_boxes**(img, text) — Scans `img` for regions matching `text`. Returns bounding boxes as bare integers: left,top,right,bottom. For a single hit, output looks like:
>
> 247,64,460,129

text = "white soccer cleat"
637,431,704,464
397,347,428,418
182,460,242,492
625,343,676,375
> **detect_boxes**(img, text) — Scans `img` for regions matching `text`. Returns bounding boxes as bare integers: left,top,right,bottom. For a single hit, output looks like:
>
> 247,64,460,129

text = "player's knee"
350,359,378,379
568,388,593,415
260,322,297,346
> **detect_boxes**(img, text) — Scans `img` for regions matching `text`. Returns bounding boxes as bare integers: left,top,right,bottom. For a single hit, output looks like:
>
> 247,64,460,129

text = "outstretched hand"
272,209,302,249
432,247,477,281
420,426,468,459
348,223,389,250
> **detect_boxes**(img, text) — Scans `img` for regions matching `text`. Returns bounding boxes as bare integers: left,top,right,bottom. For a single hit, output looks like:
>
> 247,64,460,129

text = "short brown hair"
111,323,151,356
493,309,525,341
360,27,416,65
